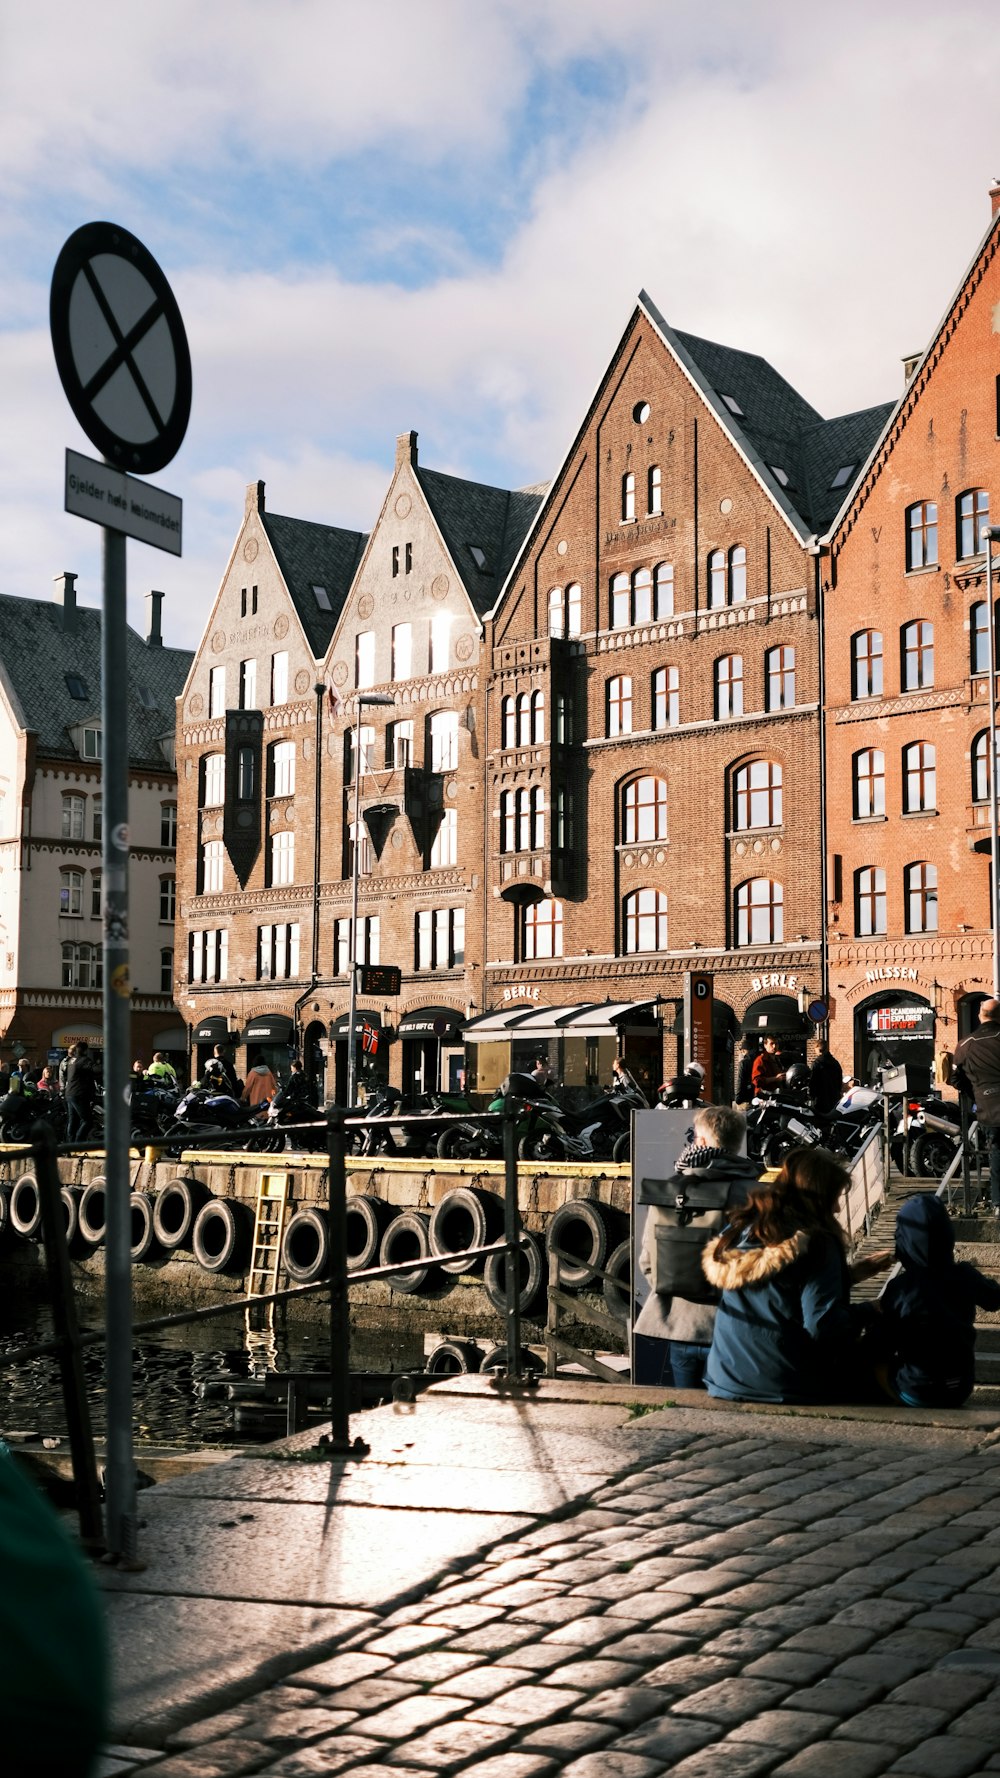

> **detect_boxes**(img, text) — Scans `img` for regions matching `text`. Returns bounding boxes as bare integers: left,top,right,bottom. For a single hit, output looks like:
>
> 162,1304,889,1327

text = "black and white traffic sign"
50,222,191,474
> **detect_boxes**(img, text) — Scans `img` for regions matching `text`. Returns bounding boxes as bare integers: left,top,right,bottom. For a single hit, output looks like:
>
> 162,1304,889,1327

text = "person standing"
242,1058,279,1108
64,1043,98,1142
751,1036,785,1097
809,1039,844,1123
209,1042,239,1097
954,999,1000,1212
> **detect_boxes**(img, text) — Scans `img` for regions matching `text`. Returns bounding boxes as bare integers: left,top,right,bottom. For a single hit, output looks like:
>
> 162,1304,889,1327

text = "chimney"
146,588,164,648
395,431,418,469
245,480,265,516
991,178,1000,218
54,571,77,633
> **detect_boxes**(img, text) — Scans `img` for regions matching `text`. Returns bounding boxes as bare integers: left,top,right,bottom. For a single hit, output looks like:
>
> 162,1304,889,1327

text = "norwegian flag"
325,677,342,719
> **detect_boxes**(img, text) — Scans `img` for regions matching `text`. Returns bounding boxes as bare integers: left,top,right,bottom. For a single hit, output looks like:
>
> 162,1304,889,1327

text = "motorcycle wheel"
762,1132,796,1169
910,1132,958,1178
437,1124,492,1161
612,1131,630,1164
518,1131,562,1162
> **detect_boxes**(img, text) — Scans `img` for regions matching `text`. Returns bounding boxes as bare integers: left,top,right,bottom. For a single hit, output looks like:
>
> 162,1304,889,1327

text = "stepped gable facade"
0,574,190,1070
481,293,891,1102
823,196,1000,1087
319,431,542,1102
174,478,367,1083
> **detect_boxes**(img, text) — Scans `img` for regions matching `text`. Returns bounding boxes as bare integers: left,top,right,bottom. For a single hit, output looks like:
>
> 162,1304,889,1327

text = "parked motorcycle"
516,1072,647,1163
352,1086,476,1157
161,1087,269,1155
436,1072,554,1161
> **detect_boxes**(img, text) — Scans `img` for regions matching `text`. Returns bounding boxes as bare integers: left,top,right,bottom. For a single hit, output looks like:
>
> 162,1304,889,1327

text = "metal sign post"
51,222,191,1562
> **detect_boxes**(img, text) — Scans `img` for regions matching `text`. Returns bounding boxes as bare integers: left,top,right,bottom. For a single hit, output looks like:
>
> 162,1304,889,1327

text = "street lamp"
983,525,1000,996
346,692,395,1106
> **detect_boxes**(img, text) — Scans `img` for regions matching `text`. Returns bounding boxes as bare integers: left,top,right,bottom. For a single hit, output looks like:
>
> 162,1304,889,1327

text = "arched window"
765,645,795,710
516,693,532,747
61,793,85,840
59,869,84,916
902,619,934,691
548,587,565,638
622,472,635,522
611,571,630,629
958,488,990,559
622,777,668,845
708,549,726,609
551,584,581,638
972,729,1000,802
159,876,176,923
61,941,102,989
905,861,938,933
501,696,516,750
606,676,633,737
648,465,662,515
652,665,679,729
270,741,296,797
654,562,674,618
734,761,782,830
566,583,581,637
632,567,652,625
735,878,783,946
522,899,563,960
970,600,997,675
851,630,883,699
430,710,459,771
501,788,545,853
623,888,668,954
906,501,938,570
200,840,224,895
855,867,887,937
201,753,225,807
729,545,747,602
715,655,744,720
902,741,936,813
531,690,545,744
853,749,885,819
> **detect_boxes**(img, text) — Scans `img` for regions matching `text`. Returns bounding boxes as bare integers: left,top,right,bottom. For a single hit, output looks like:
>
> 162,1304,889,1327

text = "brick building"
473,294,890,1103
0,573,190,1072
824,197,1000,1087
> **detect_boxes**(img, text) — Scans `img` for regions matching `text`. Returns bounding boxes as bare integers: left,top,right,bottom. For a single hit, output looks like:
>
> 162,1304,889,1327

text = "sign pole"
101,520,136,1562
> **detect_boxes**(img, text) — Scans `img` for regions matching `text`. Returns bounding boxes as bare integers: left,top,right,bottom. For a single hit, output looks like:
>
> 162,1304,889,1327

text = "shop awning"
242,1013,295,1044
397,1006,464,1038
740,996,808,1036
464,999,659,1041
152,1027,188,1051
329,1010,383,1038
192,1015,232,1045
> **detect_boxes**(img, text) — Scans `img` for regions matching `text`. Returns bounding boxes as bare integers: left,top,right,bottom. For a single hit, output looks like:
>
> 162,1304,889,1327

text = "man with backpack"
634,1103,761,1388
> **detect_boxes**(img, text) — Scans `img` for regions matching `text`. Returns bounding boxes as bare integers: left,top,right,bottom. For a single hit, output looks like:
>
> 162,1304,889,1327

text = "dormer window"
66,673,89,700
136,684,158,710
83,727,102,760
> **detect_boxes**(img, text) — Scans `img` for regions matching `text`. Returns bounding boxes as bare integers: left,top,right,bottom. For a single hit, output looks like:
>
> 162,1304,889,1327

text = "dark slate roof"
416,467,545,617
641,298,892,537
261,512,368,657
0,593,191,764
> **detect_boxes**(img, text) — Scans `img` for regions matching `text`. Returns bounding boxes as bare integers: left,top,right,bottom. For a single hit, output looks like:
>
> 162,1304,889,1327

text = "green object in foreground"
0,1450,108,1776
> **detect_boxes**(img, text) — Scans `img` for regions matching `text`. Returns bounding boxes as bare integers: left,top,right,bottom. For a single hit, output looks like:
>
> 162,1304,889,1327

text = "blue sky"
3,0,1000,649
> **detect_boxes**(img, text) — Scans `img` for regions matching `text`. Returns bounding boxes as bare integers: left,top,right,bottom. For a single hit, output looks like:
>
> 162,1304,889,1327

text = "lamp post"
983,525,1000,996
346,692,394,1106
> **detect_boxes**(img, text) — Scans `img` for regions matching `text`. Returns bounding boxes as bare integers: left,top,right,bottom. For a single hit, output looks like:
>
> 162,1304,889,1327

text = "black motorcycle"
517,1072,648,1163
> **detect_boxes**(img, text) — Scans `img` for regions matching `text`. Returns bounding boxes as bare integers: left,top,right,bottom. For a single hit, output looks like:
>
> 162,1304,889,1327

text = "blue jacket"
881,1194,1000,1407
702,1223,865,1404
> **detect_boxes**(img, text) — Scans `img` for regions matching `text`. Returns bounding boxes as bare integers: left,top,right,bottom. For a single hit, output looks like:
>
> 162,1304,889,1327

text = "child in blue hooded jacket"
880,1194,1000,1407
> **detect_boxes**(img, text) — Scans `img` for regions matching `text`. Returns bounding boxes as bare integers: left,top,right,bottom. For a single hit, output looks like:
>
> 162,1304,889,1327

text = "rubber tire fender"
60,1184,82,1252
191,1196,253,1275
378,1209,433,1295
602,1238,633,1325
345,1193,396,1271
281,1207,331,1284
544,1197,611,1290
129,1191,162,1264
429,1186,504,1275
77,1177,107,1247
480,1345,544,1376
10,1172,42,1241
152,1176,210,1251
0,1183,9,1245
482,1230,546,1318
425,1339,484,1376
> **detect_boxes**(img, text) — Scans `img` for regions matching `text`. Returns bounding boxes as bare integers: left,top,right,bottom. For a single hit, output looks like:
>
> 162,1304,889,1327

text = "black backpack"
641,1174,733,1304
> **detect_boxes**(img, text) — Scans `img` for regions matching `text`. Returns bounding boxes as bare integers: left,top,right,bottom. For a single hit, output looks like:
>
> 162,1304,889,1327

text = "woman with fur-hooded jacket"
702,1147,891,1404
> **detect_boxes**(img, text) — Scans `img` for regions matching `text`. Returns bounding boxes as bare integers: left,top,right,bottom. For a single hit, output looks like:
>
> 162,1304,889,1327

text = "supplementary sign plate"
65,449,182,555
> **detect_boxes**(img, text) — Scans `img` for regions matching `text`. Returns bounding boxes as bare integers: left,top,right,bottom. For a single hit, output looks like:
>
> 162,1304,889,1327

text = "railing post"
960,1099,973,1216
32,1125,104,1548
502,1105,522,1381
326,1110,352,1449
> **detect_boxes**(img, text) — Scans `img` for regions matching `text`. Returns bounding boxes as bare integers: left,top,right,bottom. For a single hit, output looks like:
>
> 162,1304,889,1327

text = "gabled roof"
0,593,191,764
798,403,895,534
261,511,368,656
416,467,545,618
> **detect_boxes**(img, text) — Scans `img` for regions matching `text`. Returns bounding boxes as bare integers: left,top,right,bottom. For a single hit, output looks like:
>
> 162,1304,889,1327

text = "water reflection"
0,1293,425,1447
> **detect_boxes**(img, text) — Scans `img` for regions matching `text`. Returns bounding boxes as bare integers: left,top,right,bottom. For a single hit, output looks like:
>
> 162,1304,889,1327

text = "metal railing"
0,1105,531,1554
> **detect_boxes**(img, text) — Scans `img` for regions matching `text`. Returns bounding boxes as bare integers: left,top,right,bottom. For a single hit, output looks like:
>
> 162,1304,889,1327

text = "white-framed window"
606,676,633,737
160,948,173,994
549,584,582,639
348,822,372,879
430,613,450,674
334,916,379,973
202,753,225,807
734,761,783,830
735,878,784,946
91,796,102,843
62,941,101,989
159,876,176,923
415,907,465,970
90,872,101,919
269,829,295,886
622,777,668,845
60,869,84,916
500,787,545,853
257,922,301,981
765,646,796,711
83,726,102,759
388,720,413,768
855,868,887,938
648,464,662,516
623,887,668,953
201,841,224,895
160,802,177,848
622,472,635,522
430,807,458,868
271,741,296,797
852,630,884,700
356,631,375,689
853,749,885,820
270,651,289,705
61,794,85,841
905,861,938,933
189,927,228,984
209,666,226,719
522,899,563,960
715,655,744,720
902,620,934,691
239,658,257,708
903,741,936,814
392,623,412,681
347,724,376,781
652,666,679,729
429,710,459,772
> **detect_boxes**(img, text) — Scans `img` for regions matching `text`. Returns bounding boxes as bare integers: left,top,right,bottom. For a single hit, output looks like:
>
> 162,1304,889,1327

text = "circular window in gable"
633,400,651,423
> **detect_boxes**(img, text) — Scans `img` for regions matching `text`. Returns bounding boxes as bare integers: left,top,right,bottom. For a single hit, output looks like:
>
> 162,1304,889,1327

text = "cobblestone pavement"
97,1416,1000,1778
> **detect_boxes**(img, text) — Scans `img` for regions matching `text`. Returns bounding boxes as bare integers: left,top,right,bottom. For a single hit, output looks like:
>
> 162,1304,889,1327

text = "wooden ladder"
248,1170,291,1298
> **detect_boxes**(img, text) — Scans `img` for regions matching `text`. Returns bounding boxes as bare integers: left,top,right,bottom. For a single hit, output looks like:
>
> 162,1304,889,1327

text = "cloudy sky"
3,0,1000,650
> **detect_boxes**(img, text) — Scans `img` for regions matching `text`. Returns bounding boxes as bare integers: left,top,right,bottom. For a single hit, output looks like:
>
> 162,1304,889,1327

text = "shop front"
50,1021,103,1077
241,1012,296,1086
191,1014,236,1083
329,1010,387,1104
463,999,662,1107
398,1006,466,1098
855,992,934,1095
738,993,810,1095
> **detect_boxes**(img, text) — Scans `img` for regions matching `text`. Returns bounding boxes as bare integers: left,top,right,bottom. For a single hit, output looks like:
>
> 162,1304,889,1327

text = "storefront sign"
684,971,714,1083
866,1005,934,1038
750,973,799,992
501,986,541,1002
866,966,920,985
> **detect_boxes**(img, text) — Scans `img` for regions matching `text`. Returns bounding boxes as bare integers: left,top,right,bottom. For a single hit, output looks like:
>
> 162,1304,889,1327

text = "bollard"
502,1105,523,1382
